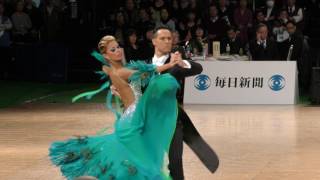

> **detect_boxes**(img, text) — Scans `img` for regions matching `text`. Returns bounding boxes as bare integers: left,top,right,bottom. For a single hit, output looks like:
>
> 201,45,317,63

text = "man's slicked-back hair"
286,20,296,27
255,23,268,32
152,26,172,39
227,25,238,33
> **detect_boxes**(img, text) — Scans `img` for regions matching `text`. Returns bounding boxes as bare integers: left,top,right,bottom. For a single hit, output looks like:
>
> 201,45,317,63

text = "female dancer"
49,35,182,180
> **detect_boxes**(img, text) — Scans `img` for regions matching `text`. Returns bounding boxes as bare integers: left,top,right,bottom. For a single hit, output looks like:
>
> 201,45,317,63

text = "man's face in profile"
152,29,173,54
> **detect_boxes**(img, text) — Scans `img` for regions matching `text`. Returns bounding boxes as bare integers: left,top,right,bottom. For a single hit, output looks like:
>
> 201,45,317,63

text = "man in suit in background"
285,20,310,93
151,26,219,180
249,23,280,60
262,0,279,27
285,20,303,61
205,4,229,54
220,26,244,55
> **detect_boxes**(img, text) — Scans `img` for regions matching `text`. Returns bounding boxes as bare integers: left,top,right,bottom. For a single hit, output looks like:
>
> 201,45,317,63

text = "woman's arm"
103,62,176,107
106,59,179,101
156,62,176,73
103,66,135,109
117,58,179,80
156,53,181,72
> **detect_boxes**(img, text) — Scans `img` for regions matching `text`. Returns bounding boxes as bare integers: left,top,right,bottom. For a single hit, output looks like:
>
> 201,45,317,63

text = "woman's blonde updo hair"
98,35,116,54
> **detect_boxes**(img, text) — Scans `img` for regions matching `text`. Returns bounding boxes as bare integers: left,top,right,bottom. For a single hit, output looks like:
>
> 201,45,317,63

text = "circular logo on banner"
194,74,211,91
268,75,286,91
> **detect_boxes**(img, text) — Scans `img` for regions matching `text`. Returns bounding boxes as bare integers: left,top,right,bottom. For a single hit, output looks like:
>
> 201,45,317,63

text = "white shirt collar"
289,6,295,11
152,54,169,66
211,16,219,23
267,8,272,17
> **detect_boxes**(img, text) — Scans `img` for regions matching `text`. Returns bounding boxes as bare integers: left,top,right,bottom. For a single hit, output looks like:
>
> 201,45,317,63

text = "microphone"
286,44,294,61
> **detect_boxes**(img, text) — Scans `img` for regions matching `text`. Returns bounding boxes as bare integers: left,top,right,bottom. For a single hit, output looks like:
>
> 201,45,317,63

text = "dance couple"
49,26,219,180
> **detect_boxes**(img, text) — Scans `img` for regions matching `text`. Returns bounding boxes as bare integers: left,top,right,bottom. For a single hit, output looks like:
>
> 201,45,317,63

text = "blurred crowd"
95,0,320,62
1,0,320,92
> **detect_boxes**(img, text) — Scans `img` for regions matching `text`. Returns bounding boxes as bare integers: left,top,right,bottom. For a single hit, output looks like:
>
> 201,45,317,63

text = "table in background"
184,59,298,104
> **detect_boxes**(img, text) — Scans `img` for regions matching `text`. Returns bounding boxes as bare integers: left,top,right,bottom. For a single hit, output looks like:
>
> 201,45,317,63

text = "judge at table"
249,23,280,60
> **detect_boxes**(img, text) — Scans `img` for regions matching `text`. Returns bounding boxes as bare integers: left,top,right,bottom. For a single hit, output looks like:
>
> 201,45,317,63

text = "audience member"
249,23,279,60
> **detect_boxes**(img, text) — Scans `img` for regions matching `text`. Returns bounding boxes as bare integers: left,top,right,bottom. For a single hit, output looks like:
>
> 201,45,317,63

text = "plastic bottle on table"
226,43,230,55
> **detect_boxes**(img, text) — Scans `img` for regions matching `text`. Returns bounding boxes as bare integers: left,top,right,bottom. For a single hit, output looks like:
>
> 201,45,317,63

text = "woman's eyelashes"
110,46,121,52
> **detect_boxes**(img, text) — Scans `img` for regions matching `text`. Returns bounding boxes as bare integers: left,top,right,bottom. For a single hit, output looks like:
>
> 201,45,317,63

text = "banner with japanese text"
184,61,298,104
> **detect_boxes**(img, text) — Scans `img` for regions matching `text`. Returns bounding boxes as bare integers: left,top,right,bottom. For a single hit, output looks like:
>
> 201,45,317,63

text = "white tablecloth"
192,55,249,61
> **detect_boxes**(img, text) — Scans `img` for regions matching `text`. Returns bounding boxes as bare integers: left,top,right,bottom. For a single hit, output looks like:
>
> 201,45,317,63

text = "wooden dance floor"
1,103,320,180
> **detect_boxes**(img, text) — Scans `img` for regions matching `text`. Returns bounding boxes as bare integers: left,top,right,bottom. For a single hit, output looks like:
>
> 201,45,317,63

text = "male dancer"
110,26,219,179
150,26,219,180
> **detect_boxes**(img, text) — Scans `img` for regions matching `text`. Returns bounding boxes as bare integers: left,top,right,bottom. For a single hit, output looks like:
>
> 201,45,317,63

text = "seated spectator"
284,20,303,61
123,0,139,27
172,29,182,48
218,0,234,26
233,0,253,45
262,0,278,26
138,25,154,60
11,1,32,42
0,2,12,79
278,8,289,25
169,0,180,22
135,8,155,37
205,4,228,42
124,29,143,62
286,20,310,93
221,26,245,55
253,10,269,31
171,30,188,59
178,11,200,42
24,0,42,41
272,20,289,42
205,4,228,53
272,19,290,59
190,25,207,55
0,2,12,46
176,0,191,22
286,0,304,30
185,11,201,29
111,11,127,46
190,0,202,19
150,0,167,23
155,8,175,31
40,0,64,43
249,23,279,60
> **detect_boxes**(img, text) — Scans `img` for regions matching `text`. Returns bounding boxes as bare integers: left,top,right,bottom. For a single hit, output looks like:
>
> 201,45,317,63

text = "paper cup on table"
212,41,220,58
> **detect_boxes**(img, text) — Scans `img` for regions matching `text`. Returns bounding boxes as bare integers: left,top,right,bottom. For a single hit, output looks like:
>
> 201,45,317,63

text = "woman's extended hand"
110,85,121,99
